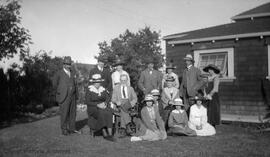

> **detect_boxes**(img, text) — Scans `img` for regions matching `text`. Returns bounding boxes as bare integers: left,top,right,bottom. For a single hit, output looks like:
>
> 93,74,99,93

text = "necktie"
122,86,127,99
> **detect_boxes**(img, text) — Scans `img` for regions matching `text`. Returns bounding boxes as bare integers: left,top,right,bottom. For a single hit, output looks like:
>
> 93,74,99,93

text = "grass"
0,110,270,157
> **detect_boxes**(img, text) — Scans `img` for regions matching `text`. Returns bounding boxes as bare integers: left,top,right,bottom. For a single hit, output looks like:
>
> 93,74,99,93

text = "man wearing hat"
111,74,137,136
89,56,112,92
53,56,78,135
138,58,163,95
179,54,205,110
111,59,130,89
161,62,179,89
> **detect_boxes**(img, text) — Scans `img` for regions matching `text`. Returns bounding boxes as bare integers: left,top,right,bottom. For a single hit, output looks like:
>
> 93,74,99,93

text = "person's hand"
168,100,173,105
196,125,202,130
97,102,106,109
205,94,212,100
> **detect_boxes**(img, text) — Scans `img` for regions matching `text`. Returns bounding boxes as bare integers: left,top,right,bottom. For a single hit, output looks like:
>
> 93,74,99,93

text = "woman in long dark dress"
85,74,115,142
203,64,221,127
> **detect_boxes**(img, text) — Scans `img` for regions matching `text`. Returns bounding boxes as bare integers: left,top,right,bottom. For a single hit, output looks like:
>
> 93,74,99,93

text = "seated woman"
168,98,196,136
188,96,216,136
85,74,115,142
130,94,167,142
161,76,180,128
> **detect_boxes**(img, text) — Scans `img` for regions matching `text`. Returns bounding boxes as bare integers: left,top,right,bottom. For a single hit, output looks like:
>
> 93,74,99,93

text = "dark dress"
85,86,113,131
205,77,220,125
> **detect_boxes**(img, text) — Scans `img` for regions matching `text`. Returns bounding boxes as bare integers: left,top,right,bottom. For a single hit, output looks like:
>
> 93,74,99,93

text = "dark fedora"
113,59,126,67
144,57,155,65
203,64,220,74
166,63,176,69
89,74,105,83
63,56,72,65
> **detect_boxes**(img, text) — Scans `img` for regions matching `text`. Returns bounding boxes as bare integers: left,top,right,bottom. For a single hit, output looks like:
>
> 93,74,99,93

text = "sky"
1,0,270,69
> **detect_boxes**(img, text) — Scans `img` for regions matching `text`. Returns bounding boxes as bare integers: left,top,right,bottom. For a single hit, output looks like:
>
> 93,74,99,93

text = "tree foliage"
97,27,164,89
0,0,31,60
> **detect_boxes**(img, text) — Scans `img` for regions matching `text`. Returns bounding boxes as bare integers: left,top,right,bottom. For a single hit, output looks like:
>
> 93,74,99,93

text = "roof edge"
167,31,270,45
231,12,270,20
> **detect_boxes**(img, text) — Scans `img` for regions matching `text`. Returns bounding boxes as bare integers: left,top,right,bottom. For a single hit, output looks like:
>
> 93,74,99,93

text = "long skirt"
87,106,113,131
168,125,196,136
206,93,220,125
140,129,167,141
188,122,216,136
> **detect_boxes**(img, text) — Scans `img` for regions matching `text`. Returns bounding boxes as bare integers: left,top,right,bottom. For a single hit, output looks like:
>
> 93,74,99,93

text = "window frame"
267,45,270,80
194,47,236,82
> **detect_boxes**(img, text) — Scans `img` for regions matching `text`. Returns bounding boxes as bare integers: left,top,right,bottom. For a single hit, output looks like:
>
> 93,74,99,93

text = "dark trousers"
59,95,76,131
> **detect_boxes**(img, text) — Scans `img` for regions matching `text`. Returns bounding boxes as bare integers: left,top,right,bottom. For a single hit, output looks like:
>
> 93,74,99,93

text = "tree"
0,0,31,60
97,27,164,89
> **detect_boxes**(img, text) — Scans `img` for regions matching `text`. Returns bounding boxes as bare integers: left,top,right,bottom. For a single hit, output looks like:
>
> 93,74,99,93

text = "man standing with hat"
53,56,78,135
138,58,163,95
89,56,112,92
179,54,205,110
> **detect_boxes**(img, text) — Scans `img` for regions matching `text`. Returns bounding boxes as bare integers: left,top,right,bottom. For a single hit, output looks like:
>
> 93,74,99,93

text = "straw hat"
173,98,184,106
89,74,105,83
150,89,160,96
183,54,194,62
203,64,220,74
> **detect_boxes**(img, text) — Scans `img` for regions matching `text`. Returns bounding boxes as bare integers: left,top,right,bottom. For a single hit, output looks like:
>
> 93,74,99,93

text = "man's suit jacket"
89,66,112,92
179,66,204,97
54,69,77,104
111,84,137,107
138,68,162,95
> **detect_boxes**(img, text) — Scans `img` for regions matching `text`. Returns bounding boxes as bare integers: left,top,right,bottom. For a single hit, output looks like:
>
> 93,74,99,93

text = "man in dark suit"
89,56,112,93
138,58,163,95
54,56,78,135
179,54,205,110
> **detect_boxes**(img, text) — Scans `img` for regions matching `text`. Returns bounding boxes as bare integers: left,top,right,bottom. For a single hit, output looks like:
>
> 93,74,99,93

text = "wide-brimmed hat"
89,74,105,83
144,94,154,102
173,98,184,106
166,63,176,69
166,76,175,82
63,56,72,65
150,89,160,96
113,59,126,67
183,54,194,62
203,64,220,74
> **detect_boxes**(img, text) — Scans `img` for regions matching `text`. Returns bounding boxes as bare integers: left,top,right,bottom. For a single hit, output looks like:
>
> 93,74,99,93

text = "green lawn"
0,111,269,157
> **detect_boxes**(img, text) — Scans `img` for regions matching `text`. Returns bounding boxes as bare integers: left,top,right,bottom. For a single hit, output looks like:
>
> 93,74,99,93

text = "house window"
194,48,236,82
267,45,270,80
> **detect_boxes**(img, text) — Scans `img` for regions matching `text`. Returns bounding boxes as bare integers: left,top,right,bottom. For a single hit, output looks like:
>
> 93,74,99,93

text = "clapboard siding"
166,38,269,116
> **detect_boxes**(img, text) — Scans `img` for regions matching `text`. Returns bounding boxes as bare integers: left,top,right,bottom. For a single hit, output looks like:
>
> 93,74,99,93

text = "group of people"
54,53,221,142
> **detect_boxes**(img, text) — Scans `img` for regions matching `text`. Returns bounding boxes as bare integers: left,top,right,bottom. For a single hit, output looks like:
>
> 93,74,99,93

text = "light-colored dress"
188,104,216,136
131,106,167,141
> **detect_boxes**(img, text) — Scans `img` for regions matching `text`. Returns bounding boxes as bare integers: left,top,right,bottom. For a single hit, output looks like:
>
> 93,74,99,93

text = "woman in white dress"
188,96,216,136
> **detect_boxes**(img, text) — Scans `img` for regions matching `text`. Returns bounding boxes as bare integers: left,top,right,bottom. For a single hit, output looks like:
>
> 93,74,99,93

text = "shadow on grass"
75,118,88,131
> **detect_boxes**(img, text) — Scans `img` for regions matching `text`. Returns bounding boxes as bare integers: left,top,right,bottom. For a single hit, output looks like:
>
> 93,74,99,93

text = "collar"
97,66,103,71
187,65,192,70
88,85,105,96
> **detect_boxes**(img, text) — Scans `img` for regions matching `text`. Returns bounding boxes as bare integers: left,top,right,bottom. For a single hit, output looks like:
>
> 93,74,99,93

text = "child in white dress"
188,96,216,136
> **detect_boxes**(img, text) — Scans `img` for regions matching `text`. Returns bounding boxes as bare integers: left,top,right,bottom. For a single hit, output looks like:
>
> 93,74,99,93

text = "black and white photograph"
0,0,270,156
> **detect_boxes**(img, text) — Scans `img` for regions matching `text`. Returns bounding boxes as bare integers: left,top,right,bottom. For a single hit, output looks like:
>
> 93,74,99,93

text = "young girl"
131,94,167,141
188,96,216,136
168,98,196,136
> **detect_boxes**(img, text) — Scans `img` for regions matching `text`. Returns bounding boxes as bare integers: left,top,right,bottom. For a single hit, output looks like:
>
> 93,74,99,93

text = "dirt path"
1,111,270,157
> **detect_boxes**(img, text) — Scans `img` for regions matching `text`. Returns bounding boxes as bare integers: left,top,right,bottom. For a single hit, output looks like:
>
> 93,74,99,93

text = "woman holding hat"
188,95,216,136
85,74,115,142
130,94,167,141
168,98,196,136
203,64,221,127
111,59,130,89
161,62,179,89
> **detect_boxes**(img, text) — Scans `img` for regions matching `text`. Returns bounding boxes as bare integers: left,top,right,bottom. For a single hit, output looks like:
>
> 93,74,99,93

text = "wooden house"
163,3,270,122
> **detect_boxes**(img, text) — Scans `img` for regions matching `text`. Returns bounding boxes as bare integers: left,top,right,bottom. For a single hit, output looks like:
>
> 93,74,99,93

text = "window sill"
220,77,236,82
